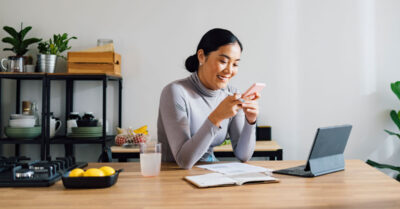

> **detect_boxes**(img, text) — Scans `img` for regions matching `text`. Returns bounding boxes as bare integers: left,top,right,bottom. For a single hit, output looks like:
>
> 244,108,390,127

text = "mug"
50,117,62,138
1,56,24,72
66,119,77,135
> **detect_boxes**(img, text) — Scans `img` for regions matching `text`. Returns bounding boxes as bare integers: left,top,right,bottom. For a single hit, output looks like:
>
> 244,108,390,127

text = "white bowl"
9,118,35,128
10,114,35,120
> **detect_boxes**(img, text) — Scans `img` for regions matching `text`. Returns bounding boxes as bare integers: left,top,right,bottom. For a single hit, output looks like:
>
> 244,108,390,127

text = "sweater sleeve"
228,109,256,162
159,84,221,169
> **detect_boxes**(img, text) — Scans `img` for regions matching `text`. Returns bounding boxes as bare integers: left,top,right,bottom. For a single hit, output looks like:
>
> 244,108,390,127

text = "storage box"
67,52,121,75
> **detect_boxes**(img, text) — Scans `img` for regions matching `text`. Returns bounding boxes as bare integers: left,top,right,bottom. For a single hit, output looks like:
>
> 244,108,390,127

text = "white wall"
1,0,400,162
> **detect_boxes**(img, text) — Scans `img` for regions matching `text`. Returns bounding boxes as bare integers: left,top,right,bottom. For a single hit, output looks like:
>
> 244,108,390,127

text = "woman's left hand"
241,92,260,124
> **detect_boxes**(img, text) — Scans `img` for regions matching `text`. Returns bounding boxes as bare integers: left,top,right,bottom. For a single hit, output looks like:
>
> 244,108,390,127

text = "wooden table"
111,140,283,161
1,160,399,209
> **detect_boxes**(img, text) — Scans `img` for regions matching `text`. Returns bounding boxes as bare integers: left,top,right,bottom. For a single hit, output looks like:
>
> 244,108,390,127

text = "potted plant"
1,23,41,72
37,33,77,73
367,81,400,181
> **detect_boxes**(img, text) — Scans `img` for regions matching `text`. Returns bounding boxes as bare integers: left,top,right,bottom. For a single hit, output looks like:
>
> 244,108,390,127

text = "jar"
68,112,81,121
22,101,31,115
82,112,95,121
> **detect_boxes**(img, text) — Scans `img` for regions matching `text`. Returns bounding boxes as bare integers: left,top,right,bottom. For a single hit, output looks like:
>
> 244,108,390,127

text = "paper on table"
197,163,273,175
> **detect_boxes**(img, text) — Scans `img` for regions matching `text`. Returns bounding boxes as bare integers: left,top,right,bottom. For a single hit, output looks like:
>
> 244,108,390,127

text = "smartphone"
242,83,266,99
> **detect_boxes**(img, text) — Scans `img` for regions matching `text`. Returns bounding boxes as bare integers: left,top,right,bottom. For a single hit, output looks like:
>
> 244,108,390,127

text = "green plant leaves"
3,26,19,39
2,37,18,47
38,33,77,59
384,129,400,139
2,23,41,56
390,110,400,131
366,159,400,172
391,82,400,101
20,26,32,41
21,38,42,48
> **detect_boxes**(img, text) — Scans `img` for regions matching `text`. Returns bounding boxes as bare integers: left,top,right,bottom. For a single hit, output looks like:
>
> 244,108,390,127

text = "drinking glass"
97,39,113,46
140,142,162,177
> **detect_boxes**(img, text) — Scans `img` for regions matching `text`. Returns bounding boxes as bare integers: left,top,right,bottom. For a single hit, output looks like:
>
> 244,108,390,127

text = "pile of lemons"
69,166,115,177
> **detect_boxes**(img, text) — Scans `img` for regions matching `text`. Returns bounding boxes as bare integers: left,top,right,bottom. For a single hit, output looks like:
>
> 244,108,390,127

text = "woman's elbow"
175,156,195,169
235,152,253,162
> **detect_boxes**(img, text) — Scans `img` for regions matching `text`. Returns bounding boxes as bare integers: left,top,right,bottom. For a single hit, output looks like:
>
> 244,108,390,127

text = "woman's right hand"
208,93,243,127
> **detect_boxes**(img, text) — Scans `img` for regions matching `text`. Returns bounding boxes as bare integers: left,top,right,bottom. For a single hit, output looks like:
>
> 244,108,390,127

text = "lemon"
99,166,116,176
69,168,85,177
83,168,105,177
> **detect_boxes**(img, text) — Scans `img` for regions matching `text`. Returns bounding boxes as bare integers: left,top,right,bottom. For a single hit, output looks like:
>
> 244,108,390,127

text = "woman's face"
197,42,241,90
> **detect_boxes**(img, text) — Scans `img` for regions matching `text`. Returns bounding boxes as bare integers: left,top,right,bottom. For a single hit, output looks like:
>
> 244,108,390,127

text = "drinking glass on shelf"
140,142,162,177
97,39,113,46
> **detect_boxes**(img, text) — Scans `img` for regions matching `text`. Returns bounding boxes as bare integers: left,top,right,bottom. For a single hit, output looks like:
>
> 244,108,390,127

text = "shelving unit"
0,72,122,162
0,72,47,160
46,73,122,162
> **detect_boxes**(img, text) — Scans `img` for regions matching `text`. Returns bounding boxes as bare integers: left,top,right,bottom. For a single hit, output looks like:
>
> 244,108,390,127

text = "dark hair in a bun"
185,28,243,73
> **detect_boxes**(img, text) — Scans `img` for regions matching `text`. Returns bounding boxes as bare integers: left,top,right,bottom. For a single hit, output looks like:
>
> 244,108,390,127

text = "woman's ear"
197,49,205,66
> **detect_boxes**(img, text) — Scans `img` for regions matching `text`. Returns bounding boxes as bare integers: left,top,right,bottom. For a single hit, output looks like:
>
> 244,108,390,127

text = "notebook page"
226,172,278,185
197,163,272,175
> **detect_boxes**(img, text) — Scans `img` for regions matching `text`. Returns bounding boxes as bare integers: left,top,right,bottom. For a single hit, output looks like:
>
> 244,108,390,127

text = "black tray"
62,169,123,189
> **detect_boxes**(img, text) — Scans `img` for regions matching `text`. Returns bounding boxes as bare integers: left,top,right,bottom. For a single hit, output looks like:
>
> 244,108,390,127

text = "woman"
157,28,260,169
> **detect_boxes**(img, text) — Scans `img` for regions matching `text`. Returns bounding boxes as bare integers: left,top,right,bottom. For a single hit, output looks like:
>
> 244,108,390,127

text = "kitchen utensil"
77,119,98,127
50,117,62,138
4,126,41,139
9,118,35,127
10,114,35,120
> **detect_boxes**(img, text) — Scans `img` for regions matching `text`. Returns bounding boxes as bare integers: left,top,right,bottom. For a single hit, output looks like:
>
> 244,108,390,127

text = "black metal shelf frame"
46,74,122,162
0,73,47,159
0,73,122,162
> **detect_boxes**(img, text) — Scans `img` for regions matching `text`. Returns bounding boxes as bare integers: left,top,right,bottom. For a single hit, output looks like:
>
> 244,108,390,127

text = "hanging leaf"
391,82,400,101
384,129,400,139
3,26,19,39
20,25,32,41
21,38,42,49
2,37,18,47
366,159,400,172
390,110,400,130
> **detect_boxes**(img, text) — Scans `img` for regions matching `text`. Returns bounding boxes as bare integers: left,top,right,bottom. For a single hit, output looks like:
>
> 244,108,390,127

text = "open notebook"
185,163,279,188
185,172,279,188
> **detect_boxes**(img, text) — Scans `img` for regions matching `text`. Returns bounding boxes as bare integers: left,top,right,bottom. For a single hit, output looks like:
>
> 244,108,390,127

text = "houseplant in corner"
367,81,400,181
37,33,77,73
1,23,41,72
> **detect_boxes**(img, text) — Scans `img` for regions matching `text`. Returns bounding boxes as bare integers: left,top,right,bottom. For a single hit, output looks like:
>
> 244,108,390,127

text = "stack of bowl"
5,114,41,139
69,119,102,138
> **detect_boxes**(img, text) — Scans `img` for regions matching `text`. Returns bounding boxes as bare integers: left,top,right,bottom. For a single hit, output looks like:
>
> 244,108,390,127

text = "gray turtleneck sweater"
157,72,256,169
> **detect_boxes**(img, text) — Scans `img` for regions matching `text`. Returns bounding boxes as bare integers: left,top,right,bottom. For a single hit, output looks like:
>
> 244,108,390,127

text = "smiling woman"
157,28,261,169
